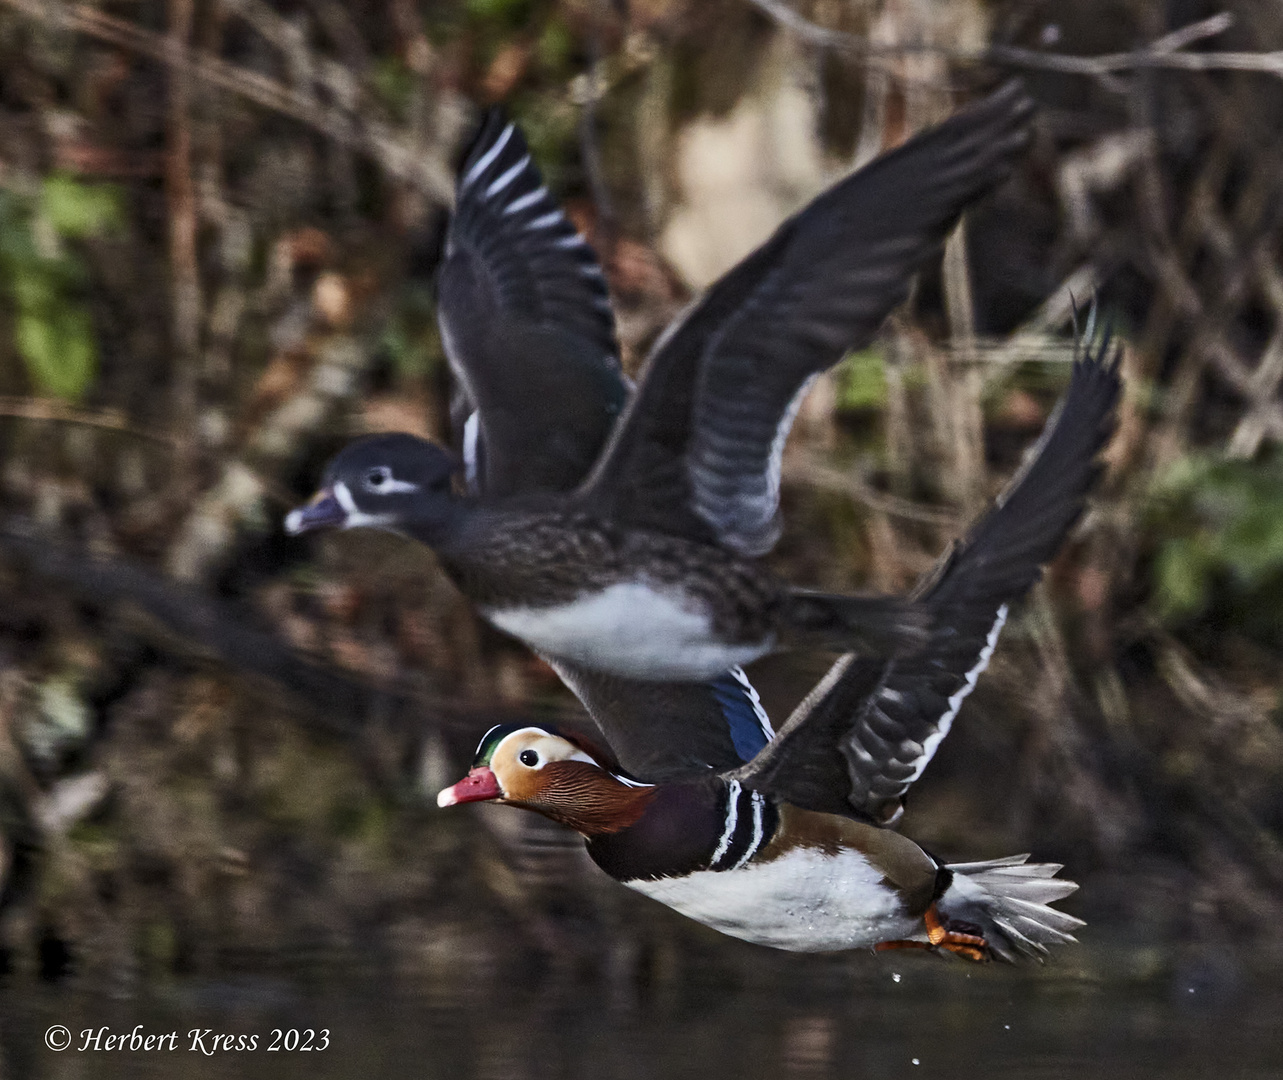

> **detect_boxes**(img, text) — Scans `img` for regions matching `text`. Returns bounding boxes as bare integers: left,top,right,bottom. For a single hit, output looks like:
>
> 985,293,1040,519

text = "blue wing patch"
710,666,776,762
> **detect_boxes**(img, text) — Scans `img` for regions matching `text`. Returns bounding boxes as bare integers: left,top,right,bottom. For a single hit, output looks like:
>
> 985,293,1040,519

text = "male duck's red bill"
437,767,501,807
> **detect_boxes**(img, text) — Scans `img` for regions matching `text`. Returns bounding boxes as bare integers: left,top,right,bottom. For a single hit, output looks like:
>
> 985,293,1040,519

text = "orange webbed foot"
874,939,934,954
875,905,990,962
925,903,989,962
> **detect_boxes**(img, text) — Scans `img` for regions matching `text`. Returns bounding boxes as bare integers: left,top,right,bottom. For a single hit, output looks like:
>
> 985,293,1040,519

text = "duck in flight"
438,331,1122,959
287,83,1035,681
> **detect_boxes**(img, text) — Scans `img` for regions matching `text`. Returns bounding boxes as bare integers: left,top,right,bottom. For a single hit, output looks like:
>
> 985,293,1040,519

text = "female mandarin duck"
439,331,1122,960
287,83,1036,681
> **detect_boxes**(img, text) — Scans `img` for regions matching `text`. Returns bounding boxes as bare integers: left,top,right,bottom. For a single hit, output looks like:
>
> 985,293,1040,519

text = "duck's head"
285,434,461,540
437,723,654,836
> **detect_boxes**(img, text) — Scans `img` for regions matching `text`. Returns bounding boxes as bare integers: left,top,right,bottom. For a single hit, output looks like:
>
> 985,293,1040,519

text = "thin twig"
220,0,363,113
0,396,301,506
781,448,962,528
976,264,1103,376
746,4,1283,82
0,397,178,444
166,0,202,475
0,523,540,743
0,0,453,200
576,16,616,241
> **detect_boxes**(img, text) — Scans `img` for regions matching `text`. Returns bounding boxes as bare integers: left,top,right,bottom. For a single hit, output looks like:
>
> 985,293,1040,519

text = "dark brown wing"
548,660,776,783
440,118,779,784
575,82,1035,556
732,330,1122,822
439,110,628,497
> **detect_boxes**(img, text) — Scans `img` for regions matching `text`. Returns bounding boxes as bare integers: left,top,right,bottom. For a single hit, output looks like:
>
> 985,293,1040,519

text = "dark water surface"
2,940,1279,1079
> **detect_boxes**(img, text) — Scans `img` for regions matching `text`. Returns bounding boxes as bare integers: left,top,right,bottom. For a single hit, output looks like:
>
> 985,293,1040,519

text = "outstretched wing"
733,331,1122,822
438,110,628,497
575,82,1035,556
440,115,777,784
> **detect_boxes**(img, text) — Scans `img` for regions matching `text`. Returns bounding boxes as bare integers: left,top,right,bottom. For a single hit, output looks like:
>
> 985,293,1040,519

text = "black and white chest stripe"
708,780,778,872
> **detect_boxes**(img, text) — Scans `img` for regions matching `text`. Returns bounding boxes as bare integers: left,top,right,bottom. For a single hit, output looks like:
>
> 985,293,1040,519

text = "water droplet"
912,1059,920,1066
892,973,901,983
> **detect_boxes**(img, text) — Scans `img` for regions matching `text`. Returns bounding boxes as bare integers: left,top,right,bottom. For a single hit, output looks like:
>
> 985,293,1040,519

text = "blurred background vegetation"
0,0,1280,1004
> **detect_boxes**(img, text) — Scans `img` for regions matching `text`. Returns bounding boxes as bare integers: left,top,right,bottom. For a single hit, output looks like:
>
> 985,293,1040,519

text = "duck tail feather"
781,590,933,656
939,855,1084,963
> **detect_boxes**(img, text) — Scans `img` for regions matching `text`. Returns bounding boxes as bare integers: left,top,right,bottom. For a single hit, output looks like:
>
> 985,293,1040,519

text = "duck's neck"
393,493,473,550
529,773,658,837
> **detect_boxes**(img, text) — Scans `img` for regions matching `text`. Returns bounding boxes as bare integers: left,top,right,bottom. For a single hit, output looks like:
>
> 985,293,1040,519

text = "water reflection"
2,939,1280,1080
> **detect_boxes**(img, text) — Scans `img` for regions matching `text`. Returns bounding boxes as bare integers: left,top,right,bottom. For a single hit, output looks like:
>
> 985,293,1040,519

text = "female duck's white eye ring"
364,467,393,492
518,749,540,767
361,467,420,495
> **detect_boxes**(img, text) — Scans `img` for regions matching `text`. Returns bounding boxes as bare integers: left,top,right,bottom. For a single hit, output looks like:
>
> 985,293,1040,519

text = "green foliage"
834,347,887,411
380,285,441,378
536,17,573,73
0,174,122,401
371,57,415,120
506,97,579,189
466,0,531,23
15,307,97,400
40,174,123,238
22,672,93,766
1148,451,1283,623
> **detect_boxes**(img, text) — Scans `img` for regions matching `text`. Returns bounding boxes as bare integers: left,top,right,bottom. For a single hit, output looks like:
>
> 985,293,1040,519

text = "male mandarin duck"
286,83,1037,681
438,330,1122,960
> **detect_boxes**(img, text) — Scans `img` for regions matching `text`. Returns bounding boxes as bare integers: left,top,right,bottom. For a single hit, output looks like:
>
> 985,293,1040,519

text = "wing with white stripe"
439,110,628,497
734,331,1121,823
576,82,1035,554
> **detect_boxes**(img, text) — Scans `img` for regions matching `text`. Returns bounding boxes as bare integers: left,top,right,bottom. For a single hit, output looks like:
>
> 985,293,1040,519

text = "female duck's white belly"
484,581,772,680
624,846,921,952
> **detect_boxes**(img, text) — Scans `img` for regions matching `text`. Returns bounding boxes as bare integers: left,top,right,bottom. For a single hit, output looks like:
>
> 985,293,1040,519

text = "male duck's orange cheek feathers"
437,766,502,807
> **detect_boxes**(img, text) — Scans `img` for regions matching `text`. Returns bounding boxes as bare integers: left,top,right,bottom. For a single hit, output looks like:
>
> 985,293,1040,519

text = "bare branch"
746,4,1283,82
781,448,962,528
976,264,1104,375
0,0,453,200
0,397,178,445
165,0,202,478
574,22,617,241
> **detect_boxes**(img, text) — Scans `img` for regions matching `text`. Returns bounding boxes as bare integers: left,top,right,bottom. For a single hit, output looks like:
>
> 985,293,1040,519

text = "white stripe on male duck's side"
706,780,770,870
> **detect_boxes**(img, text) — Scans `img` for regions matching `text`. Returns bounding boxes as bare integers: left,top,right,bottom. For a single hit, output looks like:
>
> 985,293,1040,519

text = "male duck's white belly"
484,581,772,680
624,846,921,952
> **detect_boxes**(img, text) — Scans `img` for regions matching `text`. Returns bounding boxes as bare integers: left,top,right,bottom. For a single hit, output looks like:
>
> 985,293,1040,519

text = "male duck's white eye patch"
362,467,419,495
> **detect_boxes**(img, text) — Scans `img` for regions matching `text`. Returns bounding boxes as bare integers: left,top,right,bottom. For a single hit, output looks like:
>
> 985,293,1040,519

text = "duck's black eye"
518,749,539,767
363,466,393,492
